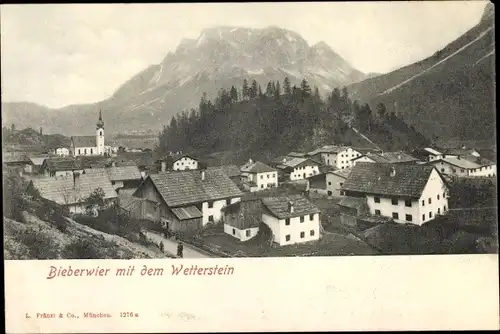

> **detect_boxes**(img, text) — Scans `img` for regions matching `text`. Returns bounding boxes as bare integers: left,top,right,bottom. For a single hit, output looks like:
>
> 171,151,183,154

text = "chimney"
397,153,402,160
457,155,461,160
161,161,166,172
390,167,396,177
248,158,253,164
461,145,466,150
282,158,287,163
201,169,205,181
73,171,80,189
288,201,294,214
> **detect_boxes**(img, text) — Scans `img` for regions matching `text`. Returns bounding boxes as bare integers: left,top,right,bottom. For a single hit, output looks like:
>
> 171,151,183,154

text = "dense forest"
158,78,430,163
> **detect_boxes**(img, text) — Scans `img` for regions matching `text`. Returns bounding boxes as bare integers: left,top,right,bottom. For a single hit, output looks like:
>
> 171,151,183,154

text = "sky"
1,2,488,109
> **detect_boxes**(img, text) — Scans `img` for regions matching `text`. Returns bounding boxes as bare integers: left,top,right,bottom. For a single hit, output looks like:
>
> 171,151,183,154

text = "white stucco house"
261,194,321,246
240,159,278,192
308,145,362,170
351,151,420,166
221,198,263,241
428,156,496,178
132,169,243,232
55,147,70,157
341,162,450,226
272,156,320,181
158,154,199,171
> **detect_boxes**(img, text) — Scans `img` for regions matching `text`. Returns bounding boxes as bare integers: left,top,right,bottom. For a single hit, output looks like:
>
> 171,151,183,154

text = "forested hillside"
3,126,71,153
158,78,430,164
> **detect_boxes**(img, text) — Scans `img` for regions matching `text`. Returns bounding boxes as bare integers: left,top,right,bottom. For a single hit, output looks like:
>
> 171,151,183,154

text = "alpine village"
3,4,497,259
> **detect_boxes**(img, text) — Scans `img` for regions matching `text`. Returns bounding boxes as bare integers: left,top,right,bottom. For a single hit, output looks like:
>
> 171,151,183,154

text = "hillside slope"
347,3,495,142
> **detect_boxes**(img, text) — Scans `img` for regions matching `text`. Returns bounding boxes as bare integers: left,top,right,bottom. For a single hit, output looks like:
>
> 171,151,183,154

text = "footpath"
143,230,213,258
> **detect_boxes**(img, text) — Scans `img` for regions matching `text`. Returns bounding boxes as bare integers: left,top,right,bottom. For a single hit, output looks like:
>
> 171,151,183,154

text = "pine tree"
39,127,43,136
376,102,386,118
283,77,291,95
266,82,273,96
250,80,258,99
300,79,311,98
313,86,321,102
258,84,263,98
230,86,238,102
272,81,276,94
242,79,249,100
274,81,281,100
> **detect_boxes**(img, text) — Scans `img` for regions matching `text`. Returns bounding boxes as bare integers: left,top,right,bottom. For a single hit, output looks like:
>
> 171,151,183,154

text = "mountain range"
2,26,366,135
347,2,495,144
2,4,495,145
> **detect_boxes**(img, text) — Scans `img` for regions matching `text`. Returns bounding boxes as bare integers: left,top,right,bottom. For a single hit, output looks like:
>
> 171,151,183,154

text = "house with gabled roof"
261,194,321,246
41,157,84,177
341,162,449,226
206,165,241,184
428,155,496,178
351,151,420,166
158,153,199,171
240,159,278,192
84,165,143,191
307,145,362,170
26,172,117,215
3,154,34,175
221,197,263,241
270,156,320,181
132,169,243,232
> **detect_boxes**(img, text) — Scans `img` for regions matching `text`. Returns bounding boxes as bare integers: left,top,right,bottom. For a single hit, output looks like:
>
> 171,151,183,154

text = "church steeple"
96,109,104,129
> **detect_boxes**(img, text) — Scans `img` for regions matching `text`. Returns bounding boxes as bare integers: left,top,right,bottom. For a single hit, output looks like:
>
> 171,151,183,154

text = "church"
70,110,106,157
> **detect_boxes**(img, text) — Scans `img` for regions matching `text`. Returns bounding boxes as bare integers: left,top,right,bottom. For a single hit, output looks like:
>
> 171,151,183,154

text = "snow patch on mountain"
247,69,265,75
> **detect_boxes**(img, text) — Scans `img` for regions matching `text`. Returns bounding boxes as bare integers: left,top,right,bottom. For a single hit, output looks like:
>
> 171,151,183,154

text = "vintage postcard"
2,1,498,332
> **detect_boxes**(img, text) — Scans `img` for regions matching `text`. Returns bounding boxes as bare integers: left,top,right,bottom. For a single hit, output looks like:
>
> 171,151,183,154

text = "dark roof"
3,154,32,164
429,157,481,169
42,157,81,172
261,194,320,219
272,157,319,169
141,169,243,207
308,173,327,189
29,174,117,205
240,160,276,173
221,198,263,229
461,155,495,166
339,196,367,209
84,166,142,181
71,136,96,147
353,151,420,164
206,165,241,178
329,168,351,179
341,162,439,198
308,145,348,155
288,152,306,157
78,156,112,169
443,148,479,156
171,206,203,220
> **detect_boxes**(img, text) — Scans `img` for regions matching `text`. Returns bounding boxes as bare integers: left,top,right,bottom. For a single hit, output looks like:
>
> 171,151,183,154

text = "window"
208,201,214,208
300,231,305,239
272,173,276,178
422,200,425,206
327,191,332,196
232,228,236,235
285,218,290,226
260,175,263,179
406,214,413,222
111,181,115,185
437,194,440,200
209,215,214,222
310,230,315,236
100,130,103,136
267,174,270,178
422,214,425,221
90,149,93,154
246,230,251,237
428,198,431,204
226,199,231,205
441,168,444,172
300,216,305,223
84,149,87,155
374,197,380,203
444,205,447,212
392,212,399,219
309,214,314,220
375,209,381,215
340,182,344,187
443,192,446,198
328,182,331,186
285,235,291,242
438,208,441,214
404,199,412,207
461,169,464,173
78,149,81,155
429,212,432,218
391,198,398,205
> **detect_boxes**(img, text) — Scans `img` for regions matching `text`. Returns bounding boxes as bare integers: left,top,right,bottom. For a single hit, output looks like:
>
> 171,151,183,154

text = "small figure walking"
159,241,164,253
177,242,184,258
